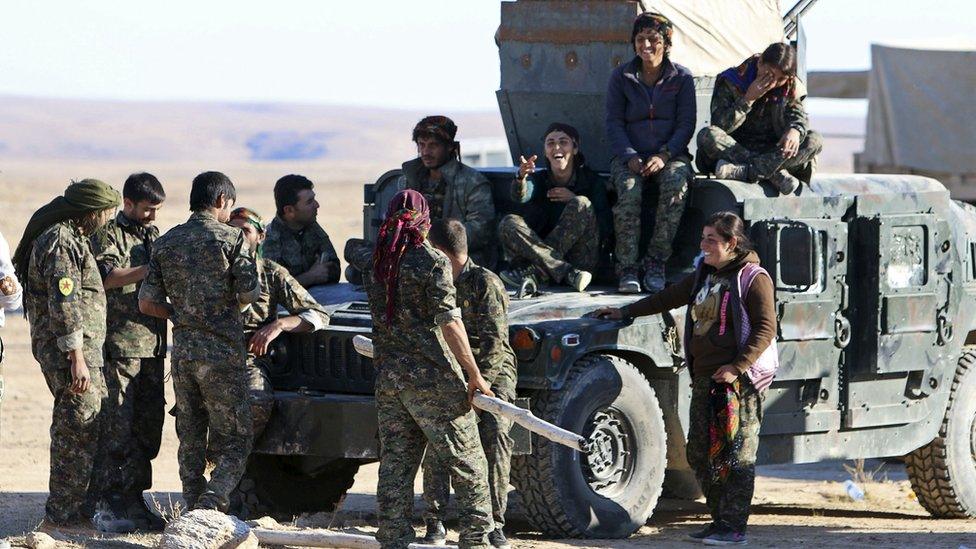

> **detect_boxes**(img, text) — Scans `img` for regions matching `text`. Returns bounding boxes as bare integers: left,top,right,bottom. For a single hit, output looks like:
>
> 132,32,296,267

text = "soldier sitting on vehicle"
696,42,823,194
606,12,696,294
264,174,341,288
496,122,611,293
403,115,496,267
228,207,330,441
421,219,517,549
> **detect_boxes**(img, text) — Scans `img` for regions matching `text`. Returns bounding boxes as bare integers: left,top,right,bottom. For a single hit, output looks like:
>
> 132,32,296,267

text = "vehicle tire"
230,455,360,519
904,345,976,517
511,354,667,538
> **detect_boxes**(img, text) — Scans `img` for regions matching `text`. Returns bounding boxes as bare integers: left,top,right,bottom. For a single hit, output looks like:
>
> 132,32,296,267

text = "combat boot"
422,519,447,545
714,159,750,181
618,270,640,294
642,258,666,293
488,527,512,549
566,268,592,292
770,170,799,195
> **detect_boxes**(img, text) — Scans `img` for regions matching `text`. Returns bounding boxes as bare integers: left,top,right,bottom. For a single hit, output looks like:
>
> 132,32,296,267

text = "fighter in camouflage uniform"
363,190,494,549
497,123,611,293
421,219,517,549
89,173,167,530
228,207,330,440
402,116,496,268
13,179,120,527
696,43,823,194
138,172,260,512
605,13,696,294
264,174,341,288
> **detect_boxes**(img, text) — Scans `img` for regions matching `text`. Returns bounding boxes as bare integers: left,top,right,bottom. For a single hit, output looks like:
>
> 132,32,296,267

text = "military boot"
422,519,447,546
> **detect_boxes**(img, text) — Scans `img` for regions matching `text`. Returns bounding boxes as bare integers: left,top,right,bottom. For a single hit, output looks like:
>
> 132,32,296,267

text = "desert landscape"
0,95,973,547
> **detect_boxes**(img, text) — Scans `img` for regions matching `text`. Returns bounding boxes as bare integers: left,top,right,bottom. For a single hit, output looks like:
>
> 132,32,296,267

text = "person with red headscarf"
362,189,496,549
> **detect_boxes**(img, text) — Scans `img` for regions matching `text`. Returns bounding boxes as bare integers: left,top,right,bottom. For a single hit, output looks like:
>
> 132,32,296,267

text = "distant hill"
0,95,506,166
0,94,863,171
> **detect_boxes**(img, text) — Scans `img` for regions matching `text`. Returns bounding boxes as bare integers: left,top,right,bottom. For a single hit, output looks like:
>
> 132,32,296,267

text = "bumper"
254,391,379,459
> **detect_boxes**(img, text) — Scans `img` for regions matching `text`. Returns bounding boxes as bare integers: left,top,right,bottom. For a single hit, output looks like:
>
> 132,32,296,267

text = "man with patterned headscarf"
402,116,496,267
14,178,120,530
362,189,495,549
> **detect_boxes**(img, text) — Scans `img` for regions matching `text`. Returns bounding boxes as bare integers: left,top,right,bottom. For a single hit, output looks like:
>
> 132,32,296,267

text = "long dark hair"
706,211,753,253
760,42,797,77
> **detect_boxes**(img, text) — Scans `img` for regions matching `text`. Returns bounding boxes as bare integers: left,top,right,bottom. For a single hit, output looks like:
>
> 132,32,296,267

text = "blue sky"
1,0,972,112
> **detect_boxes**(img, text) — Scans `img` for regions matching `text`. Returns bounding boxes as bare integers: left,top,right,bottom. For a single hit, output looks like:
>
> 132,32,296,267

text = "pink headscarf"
372,189,431,324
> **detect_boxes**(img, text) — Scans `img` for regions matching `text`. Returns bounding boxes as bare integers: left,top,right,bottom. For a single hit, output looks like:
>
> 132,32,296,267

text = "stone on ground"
158,509,258,549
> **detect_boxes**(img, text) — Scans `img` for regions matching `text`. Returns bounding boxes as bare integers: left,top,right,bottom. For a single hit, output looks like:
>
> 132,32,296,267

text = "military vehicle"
233,0,976,538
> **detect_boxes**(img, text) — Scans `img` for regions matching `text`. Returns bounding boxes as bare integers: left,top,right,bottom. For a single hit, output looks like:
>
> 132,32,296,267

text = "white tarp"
862,43,976,175
645,0,785,76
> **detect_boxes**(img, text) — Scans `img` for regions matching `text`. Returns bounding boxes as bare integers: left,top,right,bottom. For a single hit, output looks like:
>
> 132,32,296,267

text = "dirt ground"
0,165,975,547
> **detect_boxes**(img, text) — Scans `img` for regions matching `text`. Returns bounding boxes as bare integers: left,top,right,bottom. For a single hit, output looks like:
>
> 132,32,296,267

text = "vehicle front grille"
270,328,375,394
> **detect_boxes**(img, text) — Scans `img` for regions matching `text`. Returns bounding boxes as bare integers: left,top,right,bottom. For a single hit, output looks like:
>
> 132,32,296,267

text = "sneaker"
422,519,447,546
642,259,666,293
770,170,799,195
703,530,748,545
618,272,641,294
500,265,539,289
715,159,750,181
488,528,512,549
566,269,592,292
688,522,719,540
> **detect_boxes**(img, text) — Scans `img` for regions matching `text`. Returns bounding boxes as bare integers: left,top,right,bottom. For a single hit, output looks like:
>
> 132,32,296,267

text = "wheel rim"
581,407,636,498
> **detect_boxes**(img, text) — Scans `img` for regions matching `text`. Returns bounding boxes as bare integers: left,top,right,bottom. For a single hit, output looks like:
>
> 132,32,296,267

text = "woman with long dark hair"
605,12,696,294
697,42,823,194
592,211,777,546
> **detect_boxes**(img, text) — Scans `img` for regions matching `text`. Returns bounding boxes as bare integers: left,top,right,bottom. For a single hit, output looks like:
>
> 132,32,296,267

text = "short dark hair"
428,218,468,257
274,174,314,217
761,42,798,77
189,171,236,211
706,211,754,253
630,12,673,57
123,172,165,204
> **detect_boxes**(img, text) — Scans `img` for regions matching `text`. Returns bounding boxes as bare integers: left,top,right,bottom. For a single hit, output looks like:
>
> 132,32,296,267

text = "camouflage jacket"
710,77,810,149
242,258,330,337
91,212,167,358
263,217,340,283
363,241,466,392
455,259,517,398
139,211,259,362
25,221,106,371
402,158,496,256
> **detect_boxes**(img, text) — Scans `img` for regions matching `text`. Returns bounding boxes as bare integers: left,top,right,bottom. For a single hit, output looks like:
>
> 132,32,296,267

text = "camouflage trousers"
497,196,599,283
421,385,515,529
610,156,692,275
686,375,764,533
696,126,824,182
375,385,493,549
246,353,274,442
172,357,253,511
42,366,108,524
98,357,165,506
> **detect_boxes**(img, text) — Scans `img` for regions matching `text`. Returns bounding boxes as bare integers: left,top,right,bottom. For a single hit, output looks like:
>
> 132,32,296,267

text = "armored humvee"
233,0,976,538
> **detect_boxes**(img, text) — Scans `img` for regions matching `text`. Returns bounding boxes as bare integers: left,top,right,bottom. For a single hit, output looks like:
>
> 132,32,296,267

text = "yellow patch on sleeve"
58,277,75,296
